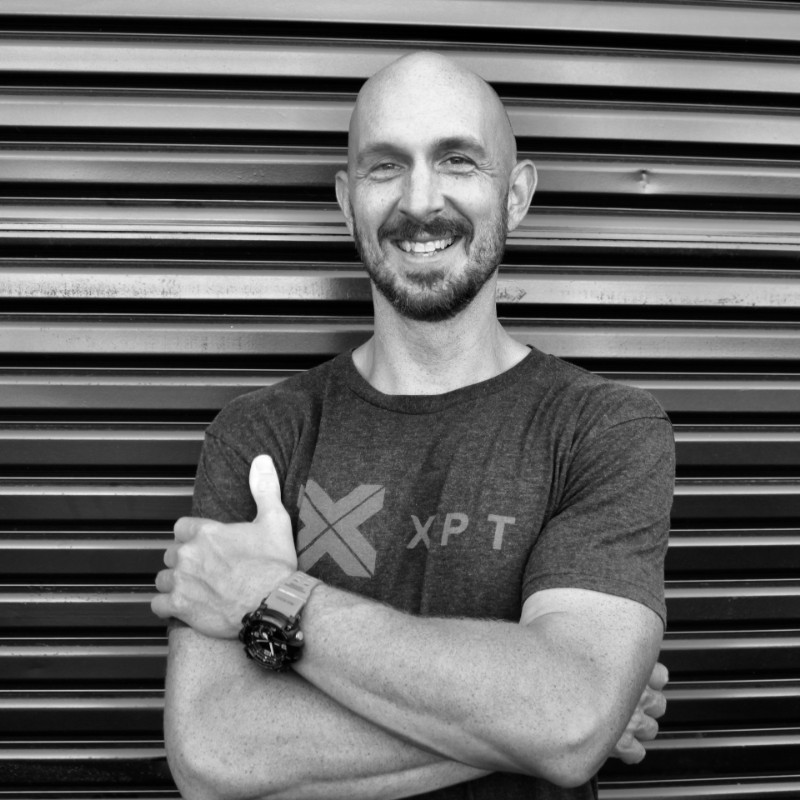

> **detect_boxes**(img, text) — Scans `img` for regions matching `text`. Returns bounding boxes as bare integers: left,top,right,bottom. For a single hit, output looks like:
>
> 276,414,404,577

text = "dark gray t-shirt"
193,346,675,799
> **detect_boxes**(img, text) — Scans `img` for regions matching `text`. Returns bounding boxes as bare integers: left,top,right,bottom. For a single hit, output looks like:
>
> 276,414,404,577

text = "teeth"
397,237,454,254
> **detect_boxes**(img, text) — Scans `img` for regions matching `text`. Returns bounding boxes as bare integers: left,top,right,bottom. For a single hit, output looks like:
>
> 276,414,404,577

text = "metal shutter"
1,1,799,797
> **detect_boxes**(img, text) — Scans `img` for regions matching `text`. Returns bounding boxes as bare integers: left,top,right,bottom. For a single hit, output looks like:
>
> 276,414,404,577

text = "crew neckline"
338,346,542,414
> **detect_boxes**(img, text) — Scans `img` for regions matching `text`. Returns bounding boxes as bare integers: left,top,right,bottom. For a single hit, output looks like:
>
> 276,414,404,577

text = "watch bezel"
239,608,304,672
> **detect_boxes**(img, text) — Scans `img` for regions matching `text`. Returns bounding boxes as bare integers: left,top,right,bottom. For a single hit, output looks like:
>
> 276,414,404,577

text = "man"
152,52,674,799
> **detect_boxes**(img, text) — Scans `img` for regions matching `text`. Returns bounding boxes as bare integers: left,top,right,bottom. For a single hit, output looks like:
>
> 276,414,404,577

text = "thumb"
249,454,282,524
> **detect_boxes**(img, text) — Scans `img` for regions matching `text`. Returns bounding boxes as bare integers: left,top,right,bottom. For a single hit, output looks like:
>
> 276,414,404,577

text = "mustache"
378,215,473,244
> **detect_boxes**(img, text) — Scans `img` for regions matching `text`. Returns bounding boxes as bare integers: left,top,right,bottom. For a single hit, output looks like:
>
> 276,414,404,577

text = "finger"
154,568,174,594
634,714,660,742
174,516,205,543
649,661,669,690
642,685,668,719
150,591,174,620
163,544,178,568
614,734,647,765
249,454,282,522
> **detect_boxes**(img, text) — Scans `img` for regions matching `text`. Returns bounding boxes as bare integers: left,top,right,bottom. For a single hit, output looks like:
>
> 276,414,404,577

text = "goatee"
352,204,508,323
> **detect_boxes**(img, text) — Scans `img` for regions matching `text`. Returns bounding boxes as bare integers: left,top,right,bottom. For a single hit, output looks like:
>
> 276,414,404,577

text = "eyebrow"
355,135,489,167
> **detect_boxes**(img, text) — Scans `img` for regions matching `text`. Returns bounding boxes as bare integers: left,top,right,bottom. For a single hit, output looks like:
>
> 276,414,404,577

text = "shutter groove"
1,2,798,796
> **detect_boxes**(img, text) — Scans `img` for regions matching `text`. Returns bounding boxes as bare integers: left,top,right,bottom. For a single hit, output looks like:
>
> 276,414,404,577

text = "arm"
291,583,661,787
165,625,487,800
156,456,665,796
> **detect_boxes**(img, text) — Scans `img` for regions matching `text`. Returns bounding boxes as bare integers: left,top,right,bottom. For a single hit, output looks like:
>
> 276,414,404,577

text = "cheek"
353,184,400,225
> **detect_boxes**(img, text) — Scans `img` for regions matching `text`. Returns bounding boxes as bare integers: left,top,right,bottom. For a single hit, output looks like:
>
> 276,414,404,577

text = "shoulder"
204,356,338,457
535,351,669,428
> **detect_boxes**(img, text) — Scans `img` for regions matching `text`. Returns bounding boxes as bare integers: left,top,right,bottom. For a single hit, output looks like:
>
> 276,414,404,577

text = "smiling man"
152,52,674,800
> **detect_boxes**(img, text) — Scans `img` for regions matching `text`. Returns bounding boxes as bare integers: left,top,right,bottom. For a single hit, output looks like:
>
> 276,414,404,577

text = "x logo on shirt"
297,480,385,577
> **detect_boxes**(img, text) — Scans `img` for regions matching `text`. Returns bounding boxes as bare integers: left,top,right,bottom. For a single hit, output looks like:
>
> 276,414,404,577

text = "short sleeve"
191,428,256,523
523,414,675,625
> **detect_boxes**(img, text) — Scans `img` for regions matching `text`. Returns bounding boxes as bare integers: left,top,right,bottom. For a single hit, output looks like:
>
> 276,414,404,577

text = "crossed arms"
153,456,667,799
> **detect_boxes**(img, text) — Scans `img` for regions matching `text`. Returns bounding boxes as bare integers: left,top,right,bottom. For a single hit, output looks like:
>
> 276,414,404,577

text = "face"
337,58,526,323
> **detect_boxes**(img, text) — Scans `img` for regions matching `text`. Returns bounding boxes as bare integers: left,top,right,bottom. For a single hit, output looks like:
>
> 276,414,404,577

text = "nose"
397,163,445,222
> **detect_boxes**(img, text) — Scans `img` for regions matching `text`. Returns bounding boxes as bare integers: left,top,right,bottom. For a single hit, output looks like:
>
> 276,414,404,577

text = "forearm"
165,625,488,800
295,585,660,786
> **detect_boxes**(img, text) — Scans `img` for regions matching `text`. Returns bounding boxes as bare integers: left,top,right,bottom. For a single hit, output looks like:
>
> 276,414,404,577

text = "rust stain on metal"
495,284,526,302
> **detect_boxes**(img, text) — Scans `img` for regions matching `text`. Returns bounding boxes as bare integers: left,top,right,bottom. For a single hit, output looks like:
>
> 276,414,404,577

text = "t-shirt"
192,346,675,800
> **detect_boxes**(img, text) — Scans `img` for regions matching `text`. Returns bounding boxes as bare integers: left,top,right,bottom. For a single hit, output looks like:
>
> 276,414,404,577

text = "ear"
335,170,355,237
506,159,537,232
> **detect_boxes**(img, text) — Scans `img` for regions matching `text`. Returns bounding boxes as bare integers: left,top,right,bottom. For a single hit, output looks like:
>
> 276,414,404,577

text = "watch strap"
265,571,320,622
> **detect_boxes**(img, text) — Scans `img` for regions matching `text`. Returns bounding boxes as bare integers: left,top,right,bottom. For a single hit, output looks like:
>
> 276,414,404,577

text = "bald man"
154,53,674,799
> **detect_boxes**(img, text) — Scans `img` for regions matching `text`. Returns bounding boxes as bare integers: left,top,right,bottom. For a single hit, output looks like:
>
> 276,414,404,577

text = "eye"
370,162,402,179
442,155,475,172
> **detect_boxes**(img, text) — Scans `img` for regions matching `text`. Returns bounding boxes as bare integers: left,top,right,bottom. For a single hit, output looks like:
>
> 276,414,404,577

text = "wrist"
239,571,321,671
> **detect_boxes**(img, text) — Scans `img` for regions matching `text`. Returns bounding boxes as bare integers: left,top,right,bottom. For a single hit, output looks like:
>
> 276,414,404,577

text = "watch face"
241,612,303,671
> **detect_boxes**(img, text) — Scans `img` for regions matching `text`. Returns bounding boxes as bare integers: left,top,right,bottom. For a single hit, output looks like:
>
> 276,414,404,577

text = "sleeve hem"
524,571,667,628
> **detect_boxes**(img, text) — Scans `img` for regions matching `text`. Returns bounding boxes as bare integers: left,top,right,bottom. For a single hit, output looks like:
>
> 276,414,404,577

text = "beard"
351,203,508,323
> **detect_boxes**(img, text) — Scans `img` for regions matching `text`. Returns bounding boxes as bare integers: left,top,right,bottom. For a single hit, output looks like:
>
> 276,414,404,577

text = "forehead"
351,66,502,160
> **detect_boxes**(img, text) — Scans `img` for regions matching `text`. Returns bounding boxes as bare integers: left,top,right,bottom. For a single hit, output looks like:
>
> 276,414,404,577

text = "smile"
395,237,456,255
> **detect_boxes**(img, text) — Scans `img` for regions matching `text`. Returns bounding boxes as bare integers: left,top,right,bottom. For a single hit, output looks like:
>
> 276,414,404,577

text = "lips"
378,216,473,256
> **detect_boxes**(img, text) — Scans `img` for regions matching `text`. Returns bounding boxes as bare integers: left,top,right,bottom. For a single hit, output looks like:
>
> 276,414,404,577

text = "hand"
151,454,297,638
610,661,668,764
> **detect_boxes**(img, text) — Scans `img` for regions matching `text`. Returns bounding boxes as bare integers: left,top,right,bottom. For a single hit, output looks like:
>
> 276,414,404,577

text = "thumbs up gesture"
151,455,297,638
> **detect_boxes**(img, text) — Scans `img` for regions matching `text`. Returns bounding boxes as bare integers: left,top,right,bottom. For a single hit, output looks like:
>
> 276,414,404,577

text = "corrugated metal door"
1,2,799,797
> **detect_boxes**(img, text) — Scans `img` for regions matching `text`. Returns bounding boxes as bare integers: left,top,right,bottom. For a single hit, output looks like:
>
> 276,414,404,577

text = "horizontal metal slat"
662,630,800,678
2,370,797,416
663,680,800,727
2,317,799,362
0,588,161,630
601,728,800,780
0,482,192,521
0,691,163,734
624,376,800,417
0,638,167,684
666,530,800,575
5,477,792,522
672,481,800,522
3,263,800,310
600,775,800,800
4,93,800,149
0,742,171,788
4,148,799,200
2,527,799,578
5,38,800,97
2,0,798,44
0,369,288,412
3,204,798,253
666,581,800,626
3,424,798,470
0,537,167,577
674,428,800,468
0,425,204,466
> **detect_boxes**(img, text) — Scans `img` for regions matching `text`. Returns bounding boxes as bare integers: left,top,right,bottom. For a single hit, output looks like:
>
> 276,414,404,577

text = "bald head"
348,52,517,173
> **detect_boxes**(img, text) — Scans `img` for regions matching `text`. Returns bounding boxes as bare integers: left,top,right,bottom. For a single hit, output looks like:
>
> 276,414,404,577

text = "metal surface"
4,92,800,148
4,38,800,96
2,1,799,796
4,149,800,199
2,263,800,309
1,1,798,44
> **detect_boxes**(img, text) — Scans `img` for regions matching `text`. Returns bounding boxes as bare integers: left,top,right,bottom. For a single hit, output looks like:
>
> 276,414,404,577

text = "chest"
283,402,565,620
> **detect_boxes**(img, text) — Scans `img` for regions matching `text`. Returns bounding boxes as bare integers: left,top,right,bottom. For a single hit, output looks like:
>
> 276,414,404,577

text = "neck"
353,278,529,395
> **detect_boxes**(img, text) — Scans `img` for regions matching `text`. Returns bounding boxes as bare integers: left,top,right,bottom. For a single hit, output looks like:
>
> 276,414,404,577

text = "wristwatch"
238,571,321,671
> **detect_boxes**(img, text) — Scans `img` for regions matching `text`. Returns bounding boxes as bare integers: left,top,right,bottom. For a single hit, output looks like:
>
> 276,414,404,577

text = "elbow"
505,711,609,788
165,725,225,800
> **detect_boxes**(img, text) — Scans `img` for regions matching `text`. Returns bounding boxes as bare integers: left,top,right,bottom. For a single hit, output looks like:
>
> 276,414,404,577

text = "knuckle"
198,520,218,539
